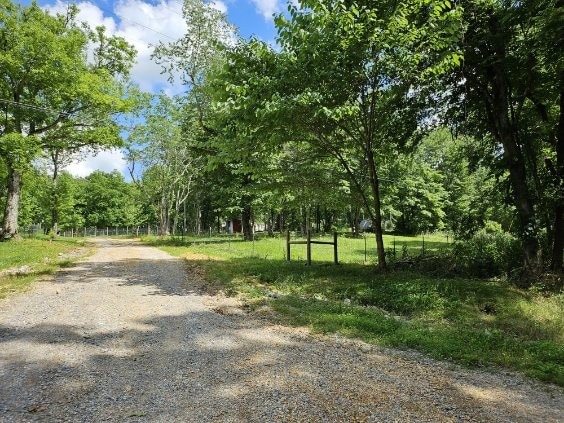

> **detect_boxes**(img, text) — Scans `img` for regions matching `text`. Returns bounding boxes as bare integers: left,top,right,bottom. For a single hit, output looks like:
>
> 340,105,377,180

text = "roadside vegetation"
0,237,88,299
146,234,564,387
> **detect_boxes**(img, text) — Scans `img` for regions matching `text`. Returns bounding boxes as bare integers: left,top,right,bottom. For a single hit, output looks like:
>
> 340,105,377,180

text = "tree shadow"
1,310,561,422
181,254,563,385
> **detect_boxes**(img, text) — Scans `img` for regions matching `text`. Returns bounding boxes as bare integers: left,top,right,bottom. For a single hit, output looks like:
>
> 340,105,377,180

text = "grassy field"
145,233,564,386
152,232,449,264
0,236,88,299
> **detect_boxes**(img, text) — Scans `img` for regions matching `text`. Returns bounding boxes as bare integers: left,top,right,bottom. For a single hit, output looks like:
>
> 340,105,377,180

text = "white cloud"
64,149,128,178
43,0,188,93
250,0,280,20
113,0,188,91
44,1,117,32
41,1,193,177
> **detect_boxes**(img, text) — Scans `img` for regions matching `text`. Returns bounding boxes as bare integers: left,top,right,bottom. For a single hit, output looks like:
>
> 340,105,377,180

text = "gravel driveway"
0,238,562,422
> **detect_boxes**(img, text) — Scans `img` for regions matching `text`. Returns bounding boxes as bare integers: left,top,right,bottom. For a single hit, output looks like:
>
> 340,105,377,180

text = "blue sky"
18,0,288,176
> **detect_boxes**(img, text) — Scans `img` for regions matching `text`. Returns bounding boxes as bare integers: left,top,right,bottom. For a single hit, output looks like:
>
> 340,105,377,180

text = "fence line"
23,225,158,238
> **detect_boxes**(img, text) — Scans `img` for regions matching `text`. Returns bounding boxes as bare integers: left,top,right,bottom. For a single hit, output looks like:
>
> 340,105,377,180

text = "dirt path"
0,239,562,422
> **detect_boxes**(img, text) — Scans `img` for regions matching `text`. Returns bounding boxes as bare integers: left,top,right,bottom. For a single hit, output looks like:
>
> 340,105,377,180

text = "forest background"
0,0,562,286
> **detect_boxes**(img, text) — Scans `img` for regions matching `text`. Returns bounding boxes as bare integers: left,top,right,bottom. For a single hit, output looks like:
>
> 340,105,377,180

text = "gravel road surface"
0,238,562,422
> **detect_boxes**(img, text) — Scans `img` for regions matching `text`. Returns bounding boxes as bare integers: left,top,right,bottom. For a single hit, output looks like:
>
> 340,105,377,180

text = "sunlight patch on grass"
0,237,88,299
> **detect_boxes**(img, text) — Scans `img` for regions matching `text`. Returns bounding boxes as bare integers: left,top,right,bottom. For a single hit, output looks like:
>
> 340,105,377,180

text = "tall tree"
204,39,285,240
270,0,462,268
127,93,201,236
81,171,139,228
152,0,234,127
0,1,136,239
447,0,563,275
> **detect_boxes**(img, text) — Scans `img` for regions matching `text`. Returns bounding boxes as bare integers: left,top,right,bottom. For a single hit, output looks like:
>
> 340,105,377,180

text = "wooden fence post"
333,231,338,265
306,229,312,266
286,230,291,261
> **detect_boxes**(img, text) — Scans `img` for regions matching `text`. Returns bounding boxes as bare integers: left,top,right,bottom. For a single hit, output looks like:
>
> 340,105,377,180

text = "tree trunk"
183,201,187,235
172,194,181,237
159,195,170,236
278,211,284,232
323,208,333,233
488,54,539,278
51,208,59,236
1,168,22,240
267,209,275,236
241,203,253,241
551,72,564,270
348,207,360,236
195,205,201,235
366,147,387,270
50,157,60,236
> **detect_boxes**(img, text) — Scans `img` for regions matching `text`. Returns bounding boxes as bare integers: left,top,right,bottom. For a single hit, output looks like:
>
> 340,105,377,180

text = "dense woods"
1,0,562,284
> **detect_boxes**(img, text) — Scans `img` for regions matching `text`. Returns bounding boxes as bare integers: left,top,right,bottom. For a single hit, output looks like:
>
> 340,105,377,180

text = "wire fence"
23,225,159,238
20,225,451,265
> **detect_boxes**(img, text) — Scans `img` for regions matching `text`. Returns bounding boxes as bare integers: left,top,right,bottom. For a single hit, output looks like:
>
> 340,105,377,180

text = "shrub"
452,229,521,278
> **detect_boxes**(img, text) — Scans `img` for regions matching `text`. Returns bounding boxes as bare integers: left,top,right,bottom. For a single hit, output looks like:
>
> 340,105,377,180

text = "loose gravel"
0,238,562,422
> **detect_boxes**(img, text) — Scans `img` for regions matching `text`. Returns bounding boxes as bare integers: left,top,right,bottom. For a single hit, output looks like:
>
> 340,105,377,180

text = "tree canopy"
1,0,562,282
0,0,136,239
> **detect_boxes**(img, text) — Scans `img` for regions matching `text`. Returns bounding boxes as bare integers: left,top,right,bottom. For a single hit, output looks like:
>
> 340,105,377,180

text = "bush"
452,229,521,278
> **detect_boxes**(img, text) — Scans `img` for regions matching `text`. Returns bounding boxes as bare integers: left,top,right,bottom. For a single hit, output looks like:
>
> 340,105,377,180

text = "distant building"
225,219,266,234
225,219,242,234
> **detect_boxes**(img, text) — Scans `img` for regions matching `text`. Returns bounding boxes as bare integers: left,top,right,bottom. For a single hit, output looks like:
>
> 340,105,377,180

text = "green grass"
149,232,448,263
0,236,89,298
145,233,564,386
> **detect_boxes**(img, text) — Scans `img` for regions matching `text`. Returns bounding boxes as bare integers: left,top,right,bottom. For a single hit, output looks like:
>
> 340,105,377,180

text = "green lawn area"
145,233,564,386
150,232,449,264
0,237,88,298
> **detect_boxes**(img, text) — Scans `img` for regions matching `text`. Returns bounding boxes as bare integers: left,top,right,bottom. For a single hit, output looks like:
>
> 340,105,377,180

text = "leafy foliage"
0,0,136,237
81,171,140,228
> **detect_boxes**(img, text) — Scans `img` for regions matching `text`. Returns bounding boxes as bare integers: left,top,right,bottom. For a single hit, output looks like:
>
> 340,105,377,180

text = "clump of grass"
0,236,88,298
148,234,563,386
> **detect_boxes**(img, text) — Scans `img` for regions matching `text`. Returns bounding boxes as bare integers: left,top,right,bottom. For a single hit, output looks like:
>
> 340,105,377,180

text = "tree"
81,171,139,228
204,39,286,240
152,0,234,126
149,0,237,236
267,0,462,268
415,127,515,239
445,0,563,276
0,0,135,239
127,93,201,236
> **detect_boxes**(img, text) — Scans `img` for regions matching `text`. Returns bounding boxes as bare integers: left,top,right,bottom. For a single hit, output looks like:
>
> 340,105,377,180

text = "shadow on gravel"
53,258,198,297
2,309,560,422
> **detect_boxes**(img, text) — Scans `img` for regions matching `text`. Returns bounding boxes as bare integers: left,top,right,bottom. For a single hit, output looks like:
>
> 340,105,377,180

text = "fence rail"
287,230,338,265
